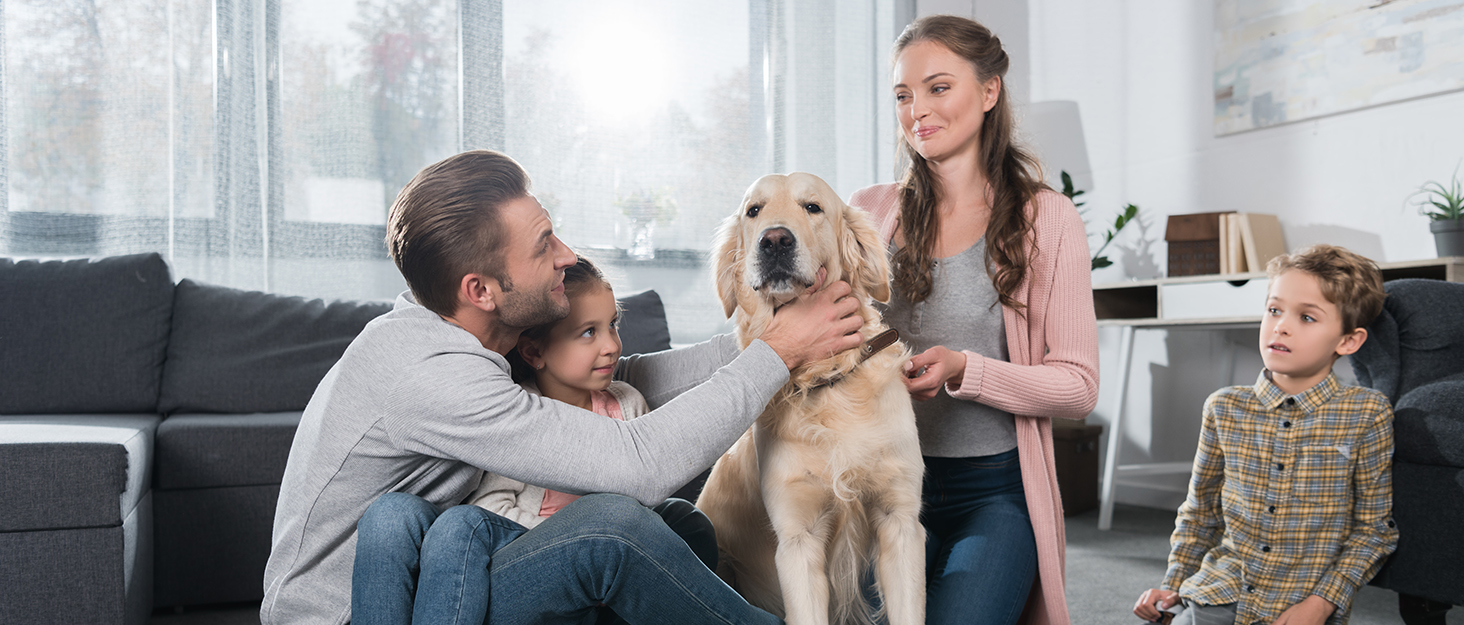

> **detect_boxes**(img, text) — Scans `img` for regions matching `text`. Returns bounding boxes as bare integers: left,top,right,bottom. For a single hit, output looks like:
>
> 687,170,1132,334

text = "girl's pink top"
538,389,626,517
849,182,1100,625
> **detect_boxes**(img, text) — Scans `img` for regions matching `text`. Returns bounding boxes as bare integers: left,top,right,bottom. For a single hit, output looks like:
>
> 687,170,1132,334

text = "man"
261,150,862,624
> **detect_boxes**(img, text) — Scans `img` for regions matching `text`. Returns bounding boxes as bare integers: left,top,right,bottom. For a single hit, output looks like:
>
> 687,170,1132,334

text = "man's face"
493,195,576,329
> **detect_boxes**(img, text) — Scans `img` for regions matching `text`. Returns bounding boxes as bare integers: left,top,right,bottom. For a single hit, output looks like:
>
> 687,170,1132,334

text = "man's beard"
496,276,568,329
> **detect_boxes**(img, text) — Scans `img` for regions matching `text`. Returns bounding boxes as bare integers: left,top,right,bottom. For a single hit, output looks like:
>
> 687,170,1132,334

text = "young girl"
468,255,652,525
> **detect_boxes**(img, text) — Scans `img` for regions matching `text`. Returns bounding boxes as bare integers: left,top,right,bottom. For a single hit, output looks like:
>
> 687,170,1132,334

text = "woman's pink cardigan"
848,183,1100,625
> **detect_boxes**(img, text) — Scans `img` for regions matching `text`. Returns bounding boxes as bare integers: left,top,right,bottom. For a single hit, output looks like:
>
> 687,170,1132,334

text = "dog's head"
712,172,890,323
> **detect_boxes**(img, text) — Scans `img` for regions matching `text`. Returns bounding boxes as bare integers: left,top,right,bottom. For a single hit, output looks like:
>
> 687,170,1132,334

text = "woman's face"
893,40,1001,165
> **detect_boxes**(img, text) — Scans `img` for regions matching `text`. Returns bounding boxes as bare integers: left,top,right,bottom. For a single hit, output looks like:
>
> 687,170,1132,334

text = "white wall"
917,0,1031,105
1027,0,1464,508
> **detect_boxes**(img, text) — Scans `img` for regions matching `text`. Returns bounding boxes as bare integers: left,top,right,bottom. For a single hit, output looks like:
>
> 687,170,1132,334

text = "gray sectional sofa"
1350,279,1464,623
0,252,674,625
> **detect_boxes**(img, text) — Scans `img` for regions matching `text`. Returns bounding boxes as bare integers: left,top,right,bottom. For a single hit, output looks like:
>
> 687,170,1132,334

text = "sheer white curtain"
2,0,907,342
490,0,903,341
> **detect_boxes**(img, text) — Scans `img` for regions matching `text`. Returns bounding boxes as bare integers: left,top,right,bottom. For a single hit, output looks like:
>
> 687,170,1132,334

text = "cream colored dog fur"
696,173,925,625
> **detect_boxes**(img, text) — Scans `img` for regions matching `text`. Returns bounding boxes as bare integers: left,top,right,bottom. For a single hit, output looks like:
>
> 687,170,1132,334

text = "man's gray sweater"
260,293,787,625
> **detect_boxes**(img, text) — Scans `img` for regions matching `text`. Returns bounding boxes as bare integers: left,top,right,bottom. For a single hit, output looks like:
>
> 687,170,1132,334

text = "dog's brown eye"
746,205,762,218
804,203,822,214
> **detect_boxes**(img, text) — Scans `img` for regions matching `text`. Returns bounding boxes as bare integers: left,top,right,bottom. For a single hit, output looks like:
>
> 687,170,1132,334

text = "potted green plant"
1062,171,1139,270
1409,164,1464,257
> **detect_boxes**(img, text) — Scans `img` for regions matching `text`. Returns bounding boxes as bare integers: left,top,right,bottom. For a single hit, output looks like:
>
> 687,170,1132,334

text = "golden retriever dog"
696,173,925,625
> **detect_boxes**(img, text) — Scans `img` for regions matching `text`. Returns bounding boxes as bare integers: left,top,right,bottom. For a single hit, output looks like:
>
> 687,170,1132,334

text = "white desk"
1092,257,1464,530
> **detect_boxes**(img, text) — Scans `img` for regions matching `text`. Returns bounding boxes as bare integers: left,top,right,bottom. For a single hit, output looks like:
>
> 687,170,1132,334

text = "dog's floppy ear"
839,201,891,303
712,214,744,318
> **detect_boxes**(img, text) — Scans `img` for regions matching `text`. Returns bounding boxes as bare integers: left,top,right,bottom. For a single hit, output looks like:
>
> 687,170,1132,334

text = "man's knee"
424,505,526,554
358,492,438,540
574,493,659,529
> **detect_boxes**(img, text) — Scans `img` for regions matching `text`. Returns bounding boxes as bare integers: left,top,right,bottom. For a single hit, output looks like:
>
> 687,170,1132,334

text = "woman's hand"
1132,588,1180,622
902,346,967,401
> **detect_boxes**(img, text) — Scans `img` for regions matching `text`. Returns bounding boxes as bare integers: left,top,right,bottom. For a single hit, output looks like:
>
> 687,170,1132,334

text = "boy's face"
1260,269,1366,395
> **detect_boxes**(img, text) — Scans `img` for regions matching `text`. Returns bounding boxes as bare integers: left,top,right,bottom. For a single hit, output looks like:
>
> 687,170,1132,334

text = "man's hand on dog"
762,268,863,370
902,346,969,401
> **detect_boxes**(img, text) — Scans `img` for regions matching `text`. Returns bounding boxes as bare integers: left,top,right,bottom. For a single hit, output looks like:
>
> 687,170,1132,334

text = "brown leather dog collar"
858,328,900,364
803,328,900,391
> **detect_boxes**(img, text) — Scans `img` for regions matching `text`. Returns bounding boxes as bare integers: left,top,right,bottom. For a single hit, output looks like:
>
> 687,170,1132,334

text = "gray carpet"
1064,504,1460,625
152,505,1460,624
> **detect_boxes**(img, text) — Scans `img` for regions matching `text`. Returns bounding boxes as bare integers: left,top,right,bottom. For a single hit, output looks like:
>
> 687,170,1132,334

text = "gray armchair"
1350,278,1464,625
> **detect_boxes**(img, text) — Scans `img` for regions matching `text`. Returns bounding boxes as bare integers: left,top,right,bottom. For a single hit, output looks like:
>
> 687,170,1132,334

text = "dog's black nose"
758,227,796,254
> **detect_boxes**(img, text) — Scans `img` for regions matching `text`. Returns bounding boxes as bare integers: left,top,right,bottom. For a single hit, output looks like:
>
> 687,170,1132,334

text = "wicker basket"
1168,239,1220,276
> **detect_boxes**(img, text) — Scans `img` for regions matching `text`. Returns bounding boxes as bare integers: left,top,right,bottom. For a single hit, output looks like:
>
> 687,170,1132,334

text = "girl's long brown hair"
891,15,1048,312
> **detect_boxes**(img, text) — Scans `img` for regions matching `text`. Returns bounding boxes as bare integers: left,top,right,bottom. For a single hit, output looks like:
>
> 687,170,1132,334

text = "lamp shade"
1022,100,1093,195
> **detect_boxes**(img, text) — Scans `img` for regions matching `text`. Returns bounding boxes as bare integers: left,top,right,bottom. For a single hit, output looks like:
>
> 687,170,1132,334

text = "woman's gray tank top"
879,238,1016,457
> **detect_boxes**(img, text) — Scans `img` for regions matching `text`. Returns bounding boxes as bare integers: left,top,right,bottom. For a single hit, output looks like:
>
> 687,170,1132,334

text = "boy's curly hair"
1266,244,1385,333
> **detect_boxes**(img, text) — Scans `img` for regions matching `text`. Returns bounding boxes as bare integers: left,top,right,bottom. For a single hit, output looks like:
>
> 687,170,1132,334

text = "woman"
849,15,1099,625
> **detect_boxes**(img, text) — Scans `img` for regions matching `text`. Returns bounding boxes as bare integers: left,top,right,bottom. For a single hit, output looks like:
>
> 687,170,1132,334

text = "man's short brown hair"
386,150,530,316
1266,244,1386,334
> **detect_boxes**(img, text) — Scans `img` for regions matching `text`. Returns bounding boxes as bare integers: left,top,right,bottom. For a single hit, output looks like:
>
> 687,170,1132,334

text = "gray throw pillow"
617,289,672,355
158,280,392,414
0,253,174,414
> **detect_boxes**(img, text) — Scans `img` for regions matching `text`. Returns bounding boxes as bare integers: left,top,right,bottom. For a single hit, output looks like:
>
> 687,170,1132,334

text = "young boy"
1134,244,1399,625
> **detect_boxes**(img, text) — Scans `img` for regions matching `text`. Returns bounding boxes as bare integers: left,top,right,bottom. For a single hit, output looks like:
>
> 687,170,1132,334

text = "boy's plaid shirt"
1161,372,1398,625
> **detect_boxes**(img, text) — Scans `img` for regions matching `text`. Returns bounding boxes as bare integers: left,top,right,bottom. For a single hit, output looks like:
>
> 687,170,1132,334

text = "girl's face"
522,285,622,399
893,40,1001,165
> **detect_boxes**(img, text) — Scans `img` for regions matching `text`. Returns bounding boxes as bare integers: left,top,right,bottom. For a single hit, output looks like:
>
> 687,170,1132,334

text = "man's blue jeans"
922,448,1038,625
352,492,775,625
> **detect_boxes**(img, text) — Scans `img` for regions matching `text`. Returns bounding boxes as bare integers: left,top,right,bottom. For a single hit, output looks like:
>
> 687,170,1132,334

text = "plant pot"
1430,219,1464,257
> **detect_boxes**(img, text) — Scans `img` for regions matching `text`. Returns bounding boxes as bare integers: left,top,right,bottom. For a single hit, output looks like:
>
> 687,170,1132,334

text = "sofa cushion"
0,253,173,414
158,280,392,414
1369,461,1464,604
1350,298,1399,399
1390,279,1464,369
154,412,301,490
1392,374,1464,468
0,415,158,532
0,517,152,625
618,289,672,355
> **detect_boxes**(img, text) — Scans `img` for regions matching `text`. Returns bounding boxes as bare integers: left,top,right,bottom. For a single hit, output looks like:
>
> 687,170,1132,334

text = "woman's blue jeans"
351,492,774,625
922,448,1038,625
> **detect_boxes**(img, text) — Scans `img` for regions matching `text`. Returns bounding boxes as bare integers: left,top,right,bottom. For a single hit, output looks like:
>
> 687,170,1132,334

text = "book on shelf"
1238,213,1286,272
1216,212,1286,274
1164,211,1286,276
1230,214,1246,273
1221,213,1245,273
1219,214,1231,274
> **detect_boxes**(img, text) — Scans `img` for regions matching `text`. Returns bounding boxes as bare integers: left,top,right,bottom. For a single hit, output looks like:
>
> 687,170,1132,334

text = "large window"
2,0,904,342
281,0,459,226
5,0,211,232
